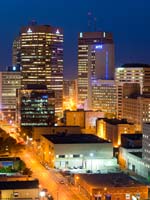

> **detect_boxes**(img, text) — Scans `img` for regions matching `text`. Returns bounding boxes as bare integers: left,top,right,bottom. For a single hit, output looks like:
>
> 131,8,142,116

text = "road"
18,148,89,200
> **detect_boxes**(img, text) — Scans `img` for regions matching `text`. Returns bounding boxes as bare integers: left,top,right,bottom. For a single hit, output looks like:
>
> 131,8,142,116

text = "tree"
22,167,33,177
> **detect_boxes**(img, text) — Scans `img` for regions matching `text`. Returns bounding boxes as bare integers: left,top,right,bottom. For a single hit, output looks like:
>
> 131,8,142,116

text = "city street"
18,148,89,200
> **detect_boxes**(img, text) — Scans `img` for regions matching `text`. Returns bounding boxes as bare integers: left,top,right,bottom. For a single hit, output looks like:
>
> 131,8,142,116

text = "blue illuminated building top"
7,65,21,72
95,45,103,49
42,95,48,99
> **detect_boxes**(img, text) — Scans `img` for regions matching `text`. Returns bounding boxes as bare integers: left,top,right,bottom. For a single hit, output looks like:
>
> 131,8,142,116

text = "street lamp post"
90,153,94,171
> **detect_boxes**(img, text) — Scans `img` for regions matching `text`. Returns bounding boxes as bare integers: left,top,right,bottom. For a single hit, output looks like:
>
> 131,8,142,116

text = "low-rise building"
39,134,117,170
143,123,150,166
123,95,150,131
74,173,148,200
32,126,81,141
96,118,136,147
118,134,150,179
0,179,39,199
65,110,104,133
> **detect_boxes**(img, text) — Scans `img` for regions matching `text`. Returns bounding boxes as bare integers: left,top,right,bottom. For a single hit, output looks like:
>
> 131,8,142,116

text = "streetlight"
39,190,46,200
90,153,94,172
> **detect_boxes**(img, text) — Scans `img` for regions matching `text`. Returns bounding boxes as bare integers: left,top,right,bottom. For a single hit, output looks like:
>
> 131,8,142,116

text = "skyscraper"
78,31,114,108
13,24,64,117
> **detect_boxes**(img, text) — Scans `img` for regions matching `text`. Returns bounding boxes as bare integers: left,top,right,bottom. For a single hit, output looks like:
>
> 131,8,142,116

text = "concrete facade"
38,134,117,171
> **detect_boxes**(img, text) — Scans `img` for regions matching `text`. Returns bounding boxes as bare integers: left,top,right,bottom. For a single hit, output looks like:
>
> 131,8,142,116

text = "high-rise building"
91,79,117,117
115,63,150,119
17,85,55,127
78,31,114,108
13,24,64,117
0,66,21,121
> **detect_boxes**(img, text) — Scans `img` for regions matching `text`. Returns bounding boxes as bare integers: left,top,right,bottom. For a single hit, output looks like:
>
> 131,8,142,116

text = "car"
47,194,54,200
59,180,65,184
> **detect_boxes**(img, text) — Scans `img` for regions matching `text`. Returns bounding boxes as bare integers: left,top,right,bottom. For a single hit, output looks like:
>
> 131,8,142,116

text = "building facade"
123,95,150,131
17,85,55,127
74,173,148,200
65,110,104,133
0,67,21,121
63,79,77,110
0,179,39,199
13,24,64,117
78,32,114,108
91,79,117,117
96,118,136,147
142,123,150,166
115,64,150,118
38,134,117,171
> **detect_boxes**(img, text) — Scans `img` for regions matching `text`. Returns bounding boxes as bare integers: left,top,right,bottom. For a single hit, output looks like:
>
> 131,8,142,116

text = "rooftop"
77,173,145,188
98,118,132,125
119,63,150,68
121,134,142,140
130,152,142,158
0,179,39,190
42,134,109,144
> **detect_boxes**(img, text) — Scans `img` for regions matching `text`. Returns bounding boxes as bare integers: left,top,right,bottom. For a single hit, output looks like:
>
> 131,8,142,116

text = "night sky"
0,0,150,79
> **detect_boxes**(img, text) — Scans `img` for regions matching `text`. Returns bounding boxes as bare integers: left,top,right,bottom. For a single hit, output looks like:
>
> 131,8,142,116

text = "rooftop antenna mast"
94,17,97,32
88,12,92,31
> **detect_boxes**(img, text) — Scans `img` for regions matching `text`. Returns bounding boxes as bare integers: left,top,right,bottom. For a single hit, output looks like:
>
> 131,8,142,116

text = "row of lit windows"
56,154,82,158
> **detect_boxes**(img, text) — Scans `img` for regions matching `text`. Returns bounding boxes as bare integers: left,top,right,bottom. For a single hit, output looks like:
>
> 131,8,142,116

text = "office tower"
13,24,64,117
91,79,117,117
78,31,114,108
17,85,55,127
63,79,77,110
0,66,21,122
115,63,150,119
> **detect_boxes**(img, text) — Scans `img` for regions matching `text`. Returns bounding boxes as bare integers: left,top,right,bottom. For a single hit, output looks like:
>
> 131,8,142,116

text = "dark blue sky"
0,0,150,79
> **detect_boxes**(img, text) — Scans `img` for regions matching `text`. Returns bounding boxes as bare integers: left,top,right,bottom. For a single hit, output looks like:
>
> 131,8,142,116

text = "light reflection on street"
17,149,89,200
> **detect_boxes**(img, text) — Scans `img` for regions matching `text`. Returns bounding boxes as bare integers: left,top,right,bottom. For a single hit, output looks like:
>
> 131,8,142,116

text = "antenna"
29,20,37,26
94,17,97,32
88,12,92,31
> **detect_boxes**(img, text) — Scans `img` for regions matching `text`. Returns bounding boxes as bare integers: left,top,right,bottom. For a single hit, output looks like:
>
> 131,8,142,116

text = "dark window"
73,154,80,158
94,195,101,200
105,194,111,200
59,155,65,158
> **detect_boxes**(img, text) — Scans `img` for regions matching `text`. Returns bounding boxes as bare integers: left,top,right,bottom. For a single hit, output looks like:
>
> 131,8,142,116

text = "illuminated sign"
95,45,102,49
80,32,83,38
56,29,60,34
42,95,48,99
13,66,16,71
27,28,32,33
